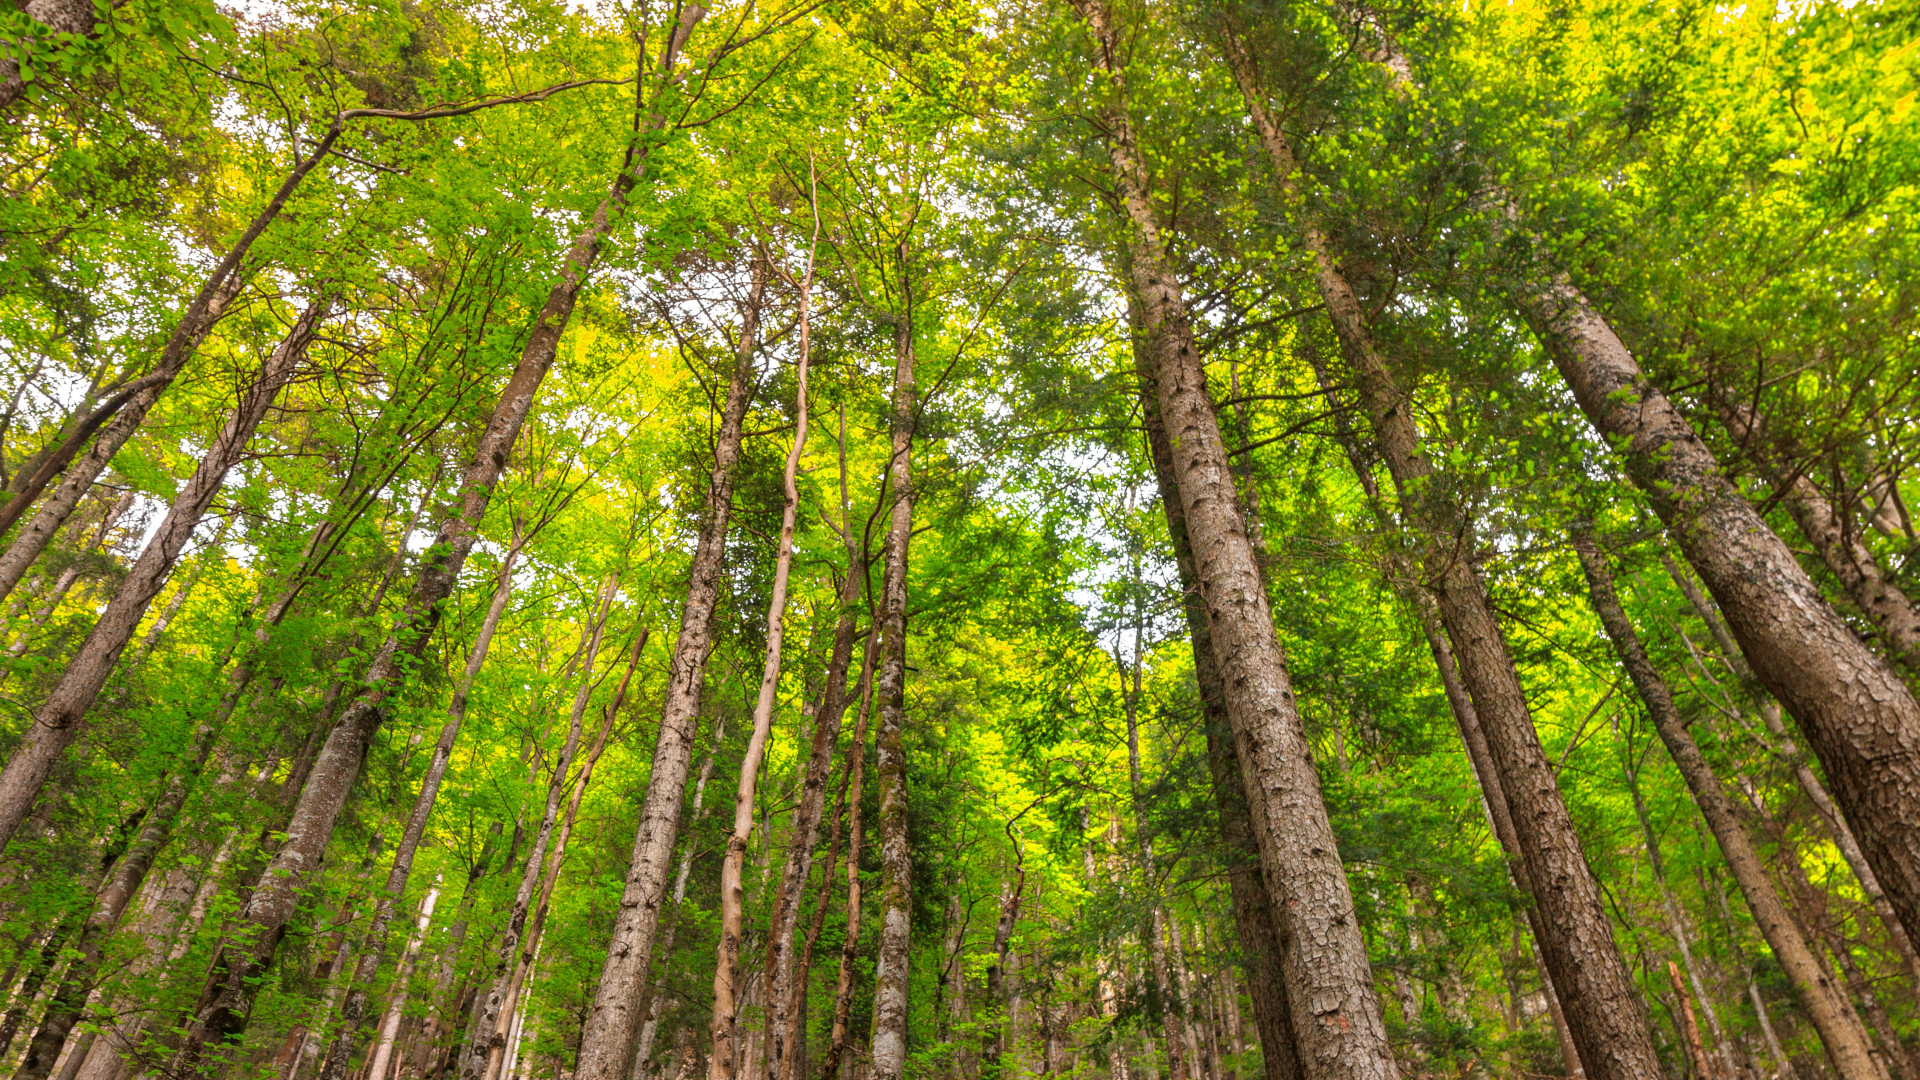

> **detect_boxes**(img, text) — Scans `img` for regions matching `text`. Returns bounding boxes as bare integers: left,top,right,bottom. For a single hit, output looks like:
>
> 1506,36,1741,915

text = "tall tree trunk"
1571,527,1884,1080
632,712,732,1080
1214,24,1663,1077
0,296,327,853
765,371,861,1080
413,825,500,1080
314,532,548,1080
1514,243,1920,953
866,295,916,1080
819,643,879,1080
365,883,444,1080
461,577,619,1080
711,248,812,1080
571,248,762,1080
1662,554,1920,993
1075,3,1396,1076
1118,622,1187,1080
4,488,133,659
1138,351,1301,1080
1712,399,1920,666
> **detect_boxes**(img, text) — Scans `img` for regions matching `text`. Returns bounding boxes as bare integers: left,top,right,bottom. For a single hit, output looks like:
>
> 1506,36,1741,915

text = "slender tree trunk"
1712,399,1920,665
1663,555,1920,993
462,578,619,1080
314,532,540,1080
766,387,863,1080
1515,246,1920,952
820,644,879,1080
1138,352,1300,1080
413,825,500,1080
711,249,812,1080
571,251,762,1080
984,873,1023,1076
171,179,611,1067
366,884,444,1080
0,296,327,853
1667,962,1715,1080
1117,624,1186,1080
1076,3,1396,1075
1571,527,1884,1080
866,297,916,1080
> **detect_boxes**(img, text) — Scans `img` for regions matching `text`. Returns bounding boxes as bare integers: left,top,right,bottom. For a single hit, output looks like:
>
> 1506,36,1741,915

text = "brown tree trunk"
571,244,761,1080
1662,555,1920,994
4,488,133,658
819,643,879,1080
1712,399,1920,666
1571,528,1884,1080
1213,26,1663,1078
711,248,812,1080
1667,962,1715,1080
1076,3,1396,1075
866,298,916,1080
1139,360,1301,1080
0,296,326,853
1515,255,1920,955
765,382,864,1080
462,577,619,1080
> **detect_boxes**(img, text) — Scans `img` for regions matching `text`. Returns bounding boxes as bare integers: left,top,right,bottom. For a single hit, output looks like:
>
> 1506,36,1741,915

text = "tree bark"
1076,3,1397,1075
764,382,862,1080
1213,24,1664,1078
1571,527,1884,1080
632,712,732,1080
866,297,916,1080
819,642,879,1080
1139,354,1301,1080
365,883,444,1080
1515,256,1920,955
460,576,619,1080
1712,398,1920,666
710,249,811,1080
0,295,326,853
570,245,761,1080
312,532,537,1080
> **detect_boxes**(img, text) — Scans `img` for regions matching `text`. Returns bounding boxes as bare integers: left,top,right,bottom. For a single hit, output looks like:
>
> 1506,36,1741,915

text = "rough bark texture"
1140,370,1301,1080
1077,4,1397,1075
1713,399,1920,665
867,311,916,1080
1214,24,1664,1078
1519,270,1920,950
0,296,325,854
1572,528,1884,1080
571,257,759,1080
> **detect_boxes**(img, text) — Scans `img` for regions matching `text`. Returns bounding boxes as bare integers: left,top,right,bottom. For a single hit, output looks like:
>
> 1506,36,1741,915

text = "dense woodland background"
0,0,1915,1077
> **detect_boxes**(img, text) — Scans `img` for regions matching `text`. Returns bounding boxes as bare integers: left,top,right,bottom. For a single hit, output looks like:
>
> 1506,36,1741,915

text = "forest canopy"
0,0,1916,1077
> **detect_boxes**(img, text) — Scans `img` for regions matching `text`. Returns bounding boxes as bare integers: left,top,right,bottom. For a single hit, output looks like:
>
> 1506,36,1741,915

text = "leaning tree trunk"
709,250,810,1080
460,577,618,1080
1712,398,1920,667
167,13,718,1061
571,256,762,1080
1075,3,1397,1076
0,296,327,855
1571,527,1886,1080
1214,23,1666,1077
867,300,917,1080
1514,234,1920,952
